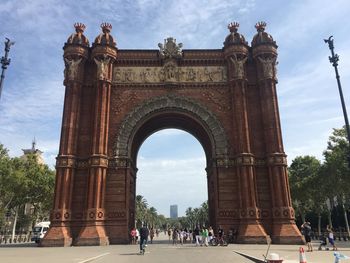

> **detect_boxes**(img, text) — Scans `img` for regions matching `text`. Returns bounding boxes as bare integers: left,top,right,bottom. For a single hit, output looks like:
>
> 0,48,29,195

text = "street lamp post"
0,38,15,100
324,36,350,167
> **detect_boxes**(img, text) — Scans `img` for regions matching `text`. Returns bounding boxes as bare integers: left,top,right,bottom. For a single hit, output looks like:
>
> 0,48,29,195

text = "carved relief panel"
112,65,227,84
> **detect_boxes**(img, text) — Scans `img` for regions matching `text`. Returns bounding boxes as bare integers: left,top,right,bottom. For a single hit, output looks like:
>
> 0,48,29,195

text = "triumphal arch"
42,22,303,246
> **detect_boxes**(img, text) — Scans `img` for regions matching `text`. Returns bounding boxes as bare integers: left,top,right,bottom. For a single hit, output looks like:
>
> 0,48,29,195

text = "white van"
31,221,50,243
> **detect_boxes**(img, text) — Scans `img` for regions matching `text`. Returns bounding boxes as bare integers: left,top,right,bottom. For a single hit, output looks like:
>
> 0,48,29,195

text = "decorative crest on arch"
158,37,183,59
114,95,229,158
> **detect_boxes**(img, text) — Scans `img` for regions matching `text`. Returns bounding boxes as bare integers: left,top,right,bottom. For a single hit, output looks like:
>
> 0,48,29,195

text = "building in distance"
21,138,44,165
170,205,178,219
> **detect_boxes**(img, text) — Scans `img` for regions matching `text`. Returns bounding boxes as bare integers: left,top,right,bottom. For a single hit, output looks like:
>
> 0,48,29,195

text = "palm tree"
148,206,158,228
185,207,195,229
136,195,148,227
199,201,209,226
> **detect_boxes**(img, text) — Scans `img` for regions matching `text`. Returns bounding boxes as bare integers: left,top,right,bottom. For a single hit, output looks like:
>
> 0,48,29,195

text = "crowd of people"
130,225,232,249
166,226,215,246
132,221,343,253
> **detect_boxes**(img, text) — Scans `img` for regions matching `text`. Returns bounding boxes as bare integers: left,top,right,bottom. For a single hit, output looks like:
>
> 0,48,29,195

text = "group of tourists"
167,226,221,246
301,221,338,252
130,224,229,252
165,225,224,247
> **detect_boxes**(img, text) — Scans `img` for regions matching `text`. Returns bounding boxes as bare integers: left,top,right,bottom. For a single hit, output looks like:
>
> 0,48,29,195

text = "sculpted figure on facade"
186,68,196,81
258,56,276,79
204,67,214,82
114,68,122,82
64,58,82,80
229,54,247,79
220,67,228,81
140,68,154,83
124,69,134,82
94,55,110,80
162,61,178,82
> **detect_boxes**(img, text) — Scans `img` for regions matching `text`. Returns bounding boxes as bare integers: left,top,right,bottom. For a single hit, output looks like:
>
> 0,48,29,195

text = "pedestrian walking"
194,225,201,246
172,228,178,245
149,228,155,244
139,224,149,254
327,225,338,251
130,228,137,244
167,228,172,244
201,226,208,247
136,228,139,244
208,226,214,242
301,221,313,252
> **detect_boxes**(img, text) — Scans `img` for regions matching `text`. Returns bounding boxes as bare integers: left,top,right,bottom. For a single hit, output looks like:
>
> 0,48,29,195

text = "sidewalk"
0,234,349,263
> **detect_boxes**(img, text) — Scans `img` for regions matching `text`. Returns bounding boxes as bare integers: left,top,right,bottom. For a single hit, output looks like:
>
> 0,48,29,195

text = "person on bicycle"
139,224,149,253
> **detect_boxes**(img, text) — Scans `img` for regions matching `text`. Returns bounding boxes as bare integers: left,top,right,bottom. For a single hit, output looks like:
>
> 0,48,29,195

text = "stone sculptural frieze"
112,65,227,84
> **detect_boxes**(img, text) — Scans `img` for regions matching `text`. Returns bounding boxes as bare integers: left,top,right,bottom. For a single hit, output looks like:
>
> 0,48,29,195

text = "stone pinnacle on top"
228,22,239,33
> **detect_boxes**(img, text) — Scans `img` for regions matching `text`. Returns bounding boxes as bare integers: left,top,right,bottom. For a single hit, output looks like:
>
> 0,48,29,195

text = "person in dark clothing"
301,221,313,252
194,226,201,246
218,226,224,238
139,225,149,253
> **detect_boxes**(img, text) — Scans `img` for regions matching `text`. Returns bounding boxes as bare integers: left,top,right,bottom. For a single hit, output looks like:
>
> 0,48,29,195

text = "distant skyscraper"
170,205,178,219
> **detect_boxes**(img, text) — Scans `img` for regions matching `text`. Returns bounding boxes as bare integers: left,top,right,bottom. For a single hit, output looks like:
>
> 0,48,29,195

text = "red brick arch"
41,23,304,246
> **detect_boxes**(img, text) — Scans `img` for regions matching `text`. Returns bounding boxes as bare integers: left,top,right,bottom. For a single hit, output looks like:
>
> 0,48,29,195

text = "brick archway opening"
130,111,215,231
109,95,231,243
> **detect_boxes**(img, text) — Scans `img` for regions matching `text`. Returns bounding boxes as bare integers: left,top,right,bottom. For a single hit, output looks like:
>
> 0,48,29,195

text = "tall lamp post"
0,38,15,100
324,36,350,167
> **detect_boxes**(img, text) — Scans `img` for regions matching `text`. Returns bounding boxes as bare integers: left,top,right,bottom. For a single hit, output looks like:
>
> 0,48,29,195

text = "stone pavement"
0,234,349,263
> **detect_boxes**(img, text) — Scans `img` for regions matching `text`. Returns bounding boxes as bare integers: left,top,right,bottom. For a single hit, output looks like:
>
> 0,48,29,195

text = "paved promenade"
0,234,349,263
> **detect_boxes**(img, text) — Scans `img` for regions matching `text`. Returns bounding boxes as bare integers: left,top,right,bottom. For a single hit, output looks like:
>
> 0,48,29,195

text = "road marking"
78,252,110,263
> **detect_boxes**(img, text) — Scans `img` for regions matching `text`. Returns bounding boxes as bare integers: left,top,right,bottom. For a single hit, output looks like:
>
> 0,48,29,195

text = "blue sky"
0,0,349,217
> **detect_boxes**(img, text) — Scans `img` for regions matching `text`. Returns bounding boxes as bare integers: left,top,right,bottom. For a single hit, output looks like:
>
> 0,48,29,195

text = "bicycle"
209,235,228,246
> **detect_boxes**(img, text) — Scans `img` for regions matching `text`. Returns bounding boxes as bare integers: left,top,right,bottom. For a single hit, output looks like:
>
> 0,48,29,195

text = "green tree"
323,126,350,234
20,154,55,223
10,154,54,240
0,144,12,228
198,201,209,227
147,206,158,228
135,195,148,227
288,155,321,223
0,146,55,241
185,207,195,229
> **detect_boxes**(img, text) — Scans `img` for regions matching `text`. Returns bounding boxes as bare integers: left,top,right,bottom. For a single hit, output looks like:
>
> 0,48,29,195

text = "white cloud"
238,0,255,14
